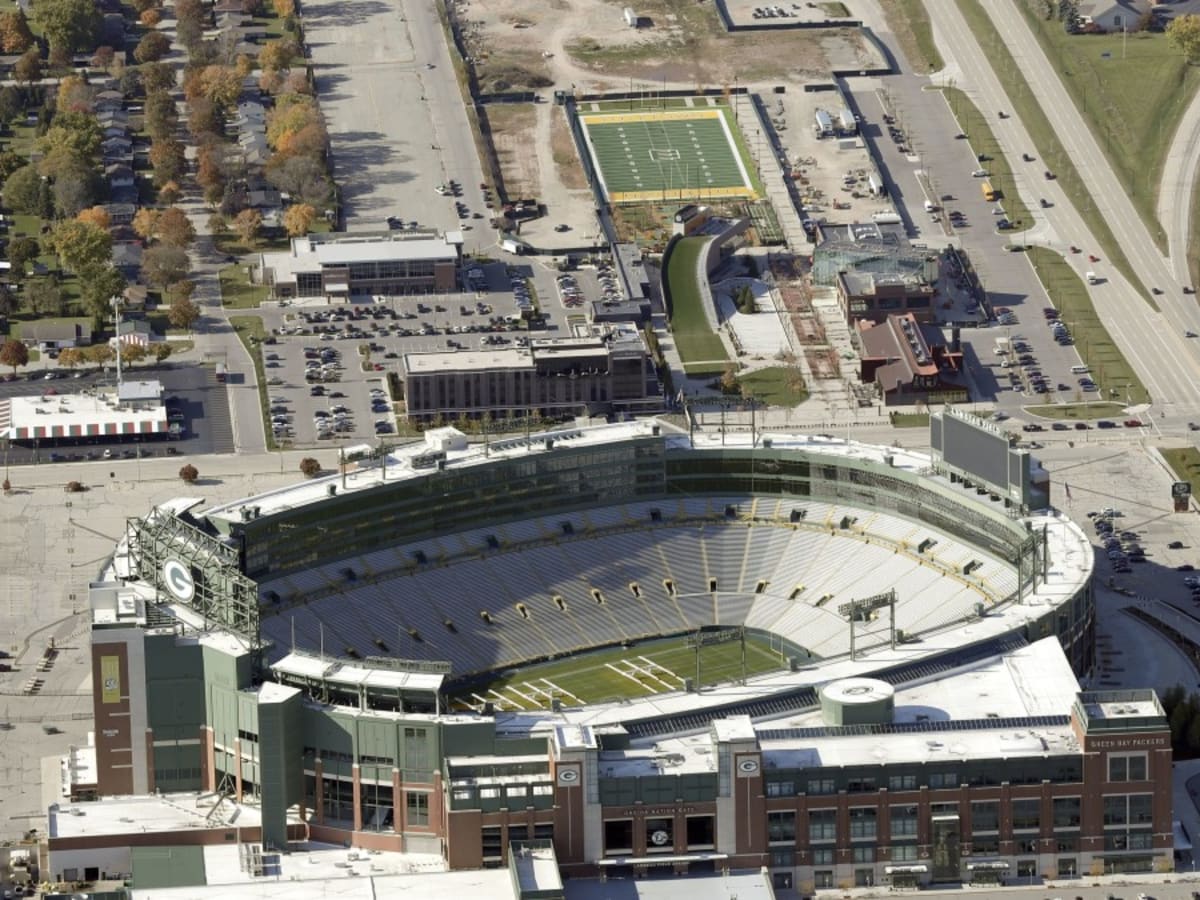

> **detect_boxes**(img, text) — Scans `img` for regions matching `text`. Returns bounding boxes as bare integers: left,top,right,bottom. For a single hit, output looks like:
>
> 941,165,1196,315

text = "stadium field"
449,631,788,711
578,107,757,204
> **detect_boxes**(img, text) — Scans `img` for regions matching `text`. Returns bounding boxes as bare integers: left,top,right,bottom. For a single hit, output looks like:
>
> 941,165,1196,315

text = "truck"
215,362,227,383
501,238,525,255
993,337,1010,356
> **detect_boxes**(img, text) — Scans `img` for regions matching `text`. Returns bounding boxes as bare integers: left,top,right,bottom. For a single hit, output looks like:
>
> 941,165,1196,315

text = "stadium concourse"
41,414,1175,895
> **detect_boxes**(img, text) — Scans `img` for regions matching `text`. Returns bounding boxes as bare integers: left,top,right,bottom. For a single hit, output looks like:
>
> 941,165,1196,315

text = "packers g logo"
162,560,195,602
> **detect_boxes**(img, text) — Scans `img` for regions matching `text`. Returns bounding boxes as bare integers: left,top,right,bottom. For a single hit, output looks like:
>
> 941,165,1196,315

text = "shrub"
299,457,321,478
65,480,84,492
179,464,199,483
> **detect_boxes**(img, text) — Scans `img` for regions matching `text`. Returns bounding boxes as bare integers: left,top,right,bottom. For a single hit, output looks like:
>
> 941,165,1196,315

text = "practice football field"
578,107,757,204
449,631,788,711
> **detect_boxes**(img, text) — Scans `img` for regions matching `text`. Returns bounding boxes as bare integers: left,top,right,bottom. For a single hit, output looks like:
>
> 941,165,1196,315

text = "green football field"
449,632,788,712
578,107,757,204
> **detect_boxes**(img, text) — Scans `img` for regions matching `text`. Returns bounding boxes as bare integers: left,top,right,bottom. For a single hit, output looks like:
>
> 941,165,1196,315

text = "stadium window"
806,777,835,795
1053,797,1081,829
591,589,605,604
480,786,501,799
481,826,503,865
809,810,837,842
766,780,795,797
888,773,917,791
852,847,875,864
532,784,553,796
755,581,767,594
1108,752,1147,782
604,820,633,855
929,771,959,789
686,815,714,850
629,583,641,599
708,578,717,592
848,807,876,840
767,811,796,844
1012,799,1040,831
846,775,876,793
971,801,1000,833
812,848,834,866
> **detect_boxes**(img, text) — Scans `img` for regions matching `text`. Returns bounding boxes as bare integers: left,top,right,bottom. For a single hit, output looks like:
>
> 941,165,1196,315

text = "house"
122,284,149,311
102,135,133,160
107,185,140,206
94,90,124,108
102,124,129,141
96,109,128,129
102,202,138,226
21,320,92,349
105,163,135,190
111,242,144,280
248,188,281,210
109,319,158,349
1075,0,1150,31
213,0,245,14
238,131,270,167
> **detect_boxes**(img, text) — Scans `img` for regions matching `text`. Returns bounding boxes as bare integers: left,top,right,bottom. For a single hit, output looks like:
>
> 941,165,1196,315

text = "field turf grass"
450,631,787,711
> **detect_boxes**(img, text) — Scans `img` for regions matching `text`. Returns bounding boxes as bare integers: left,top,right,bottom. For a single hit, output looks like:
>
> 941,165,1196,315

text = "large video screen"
931,412,1014,496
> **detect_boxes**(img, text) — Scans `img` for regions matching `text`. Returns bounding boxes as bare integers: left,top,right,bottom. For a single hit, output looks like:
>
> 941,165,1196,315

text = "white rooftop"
49,793,270,839
1084,697,1161,719
310,234,458,266
1,388,166,440
404,347,532,373
271,652,445,693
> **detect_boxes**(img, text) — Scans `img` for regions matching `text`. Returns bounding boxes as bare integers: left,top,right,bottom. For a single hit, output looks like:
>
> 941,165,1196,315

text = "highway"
932,1,1200,415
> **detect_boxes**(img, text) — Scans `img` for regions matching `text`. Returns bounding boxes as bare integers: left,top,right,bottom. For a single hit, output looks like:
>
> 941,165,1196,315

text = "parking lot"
0,364,234,467
254,261,583,444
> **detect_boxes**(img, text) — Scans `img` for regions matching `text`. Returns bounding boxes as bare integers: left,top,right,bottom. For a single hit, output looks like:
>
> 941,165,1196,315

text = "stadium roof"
272,652,445,693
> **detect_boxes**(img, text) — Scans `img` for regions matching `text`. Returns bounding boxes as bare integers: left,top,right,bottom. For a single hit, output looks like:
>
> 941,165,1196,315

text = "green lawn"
1026,247,1148,406
737,366,808,407
941,87,1032,233
889,412,930,428
881,0,943,72
1023,402,1126,421
665,236,728,371
219,265,268,309
229,314,276,450
1014,5,1200,256
450,631,787,710
1163,448,1200,501
958,0,1153,308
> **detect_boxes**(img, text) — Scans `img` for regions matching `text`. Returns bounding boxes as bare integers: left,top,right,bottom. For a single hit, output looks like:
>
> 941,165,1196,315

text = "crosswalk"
205,371,235,454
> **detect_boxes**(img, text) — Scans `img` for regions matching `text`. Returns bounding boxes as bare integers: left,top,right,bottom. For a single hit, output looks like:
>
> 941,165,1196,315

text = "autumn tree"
168,294,201,331
144,89,177,140
166,279,195,301
56,73,93,112
283,203,316,236
30,0,99,56
0,9,35,54
208,212,228,235
2,164,47,215
118,341,147,366
299,457,321,477
1168,14,1200,63
266,154,331,209
0,338,29,376
272,0,295,17
258,38,300,72
76,205,111,230
85,343,114,366
153,343,173,363
265,94,320,150
158,180,182,206
233,208,262,246
57,347,85,369
157,207,196,247
134,30,170,64
139,61,175,93
14,48,41,85
90,45,115,70
131,207,160,241
51,219,112,275
197,64,241,110
178,463,199,483
141,245,189,290
148,137,186,186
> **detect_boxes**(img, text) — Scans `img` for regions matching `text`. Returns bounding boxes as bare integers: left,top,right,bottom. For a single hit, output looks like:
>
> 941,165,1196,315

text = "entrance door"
930,815,961,882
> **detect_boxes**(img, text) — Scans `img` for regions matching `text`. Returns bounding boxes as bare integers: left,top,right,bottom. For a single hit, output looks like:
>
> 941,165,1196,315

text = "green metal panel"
129,845,206,889
258,690,302,849
357,719,398,764
441,720,496,757
145,636,205,742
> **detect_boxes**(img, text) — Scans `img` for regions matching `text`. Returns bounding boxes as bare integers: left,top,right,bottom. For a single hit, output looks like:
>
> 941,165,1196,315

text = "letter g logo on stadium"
162,559,195,602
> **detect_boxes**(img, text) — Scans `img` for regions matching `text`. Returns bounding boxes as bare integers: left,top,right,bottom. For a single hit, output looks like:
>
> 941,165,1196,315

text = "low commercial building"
259,232,464,300
401,325,661,423
858,313,967,406
838,269,937,325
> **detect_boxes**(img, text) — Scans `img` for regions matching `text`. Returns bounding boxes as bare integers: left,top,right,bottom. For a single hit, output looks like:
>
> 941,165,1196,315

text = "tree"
57,347,85,369
139,61,175,93
0,284,16,316
153,342,172,363
138,8,162,27
266,94,320,149
719,363,739,394
79,265,126,322
157,206,196,247
258,38,299,73
52,166,98,218
26,275,66,316
134,30,171,64
198,64,242,110
29,0,99,56
179,463,199,483
266,154,331,209
8,236,39,275
166,279,195,301
272,0,295,17
0,9,34,53
233,208,262,246
2,164,45,215
85,343,114,366
0,338,29,375
158,180,182,206
76,205,111,230
118,341,148,366
148,137,185,185
207,212,228,235
14,48,41,85
141,244,190,290
283,203,316,237
175,0,205,27
131,207,160,241
56,74,93,112
0,87,21,126
299,457,321,477
168,294,201,331
91,45,115,70
51,220,111,275
1168,14,1200,63
0,151,24,181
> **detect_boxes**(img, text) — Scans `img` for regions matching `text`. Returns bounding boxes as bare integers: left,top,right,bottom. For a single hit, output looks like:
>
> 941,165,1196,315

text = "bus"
981,181,997,202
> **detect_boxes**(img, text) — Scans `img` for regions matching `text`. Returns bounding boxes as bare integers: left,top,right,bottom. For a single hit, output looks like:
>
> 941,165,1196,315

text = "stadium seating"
257,496,1015,679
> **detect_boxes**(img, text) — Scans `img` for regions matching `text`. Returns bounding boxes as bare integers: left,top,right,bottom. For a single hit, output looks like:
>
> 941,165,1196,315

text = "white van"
1070,364,1090,374
923,199,935,212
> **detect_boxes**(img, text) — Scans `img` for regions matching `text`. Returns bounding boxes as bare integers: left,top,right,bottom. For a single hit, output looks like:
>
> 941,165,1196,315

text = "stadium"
74,413,1174,891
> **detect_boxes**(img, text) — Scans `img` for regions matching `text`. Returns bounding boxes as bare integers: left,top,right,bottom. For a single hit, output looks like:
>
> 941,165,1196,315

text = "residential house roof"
22,320,92,343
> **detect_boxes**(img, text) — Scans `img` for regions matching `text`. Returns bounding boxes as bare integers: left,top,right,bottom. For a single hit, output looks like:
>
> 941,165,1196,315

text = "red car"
1124,419,1143,428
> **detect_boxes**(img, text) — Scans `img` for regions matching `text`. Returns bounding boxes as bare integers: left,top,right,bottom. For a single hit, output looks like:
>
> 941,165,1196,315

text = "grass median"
881,0,942,72
1163,448,1200,500
957,0,1154,310
228,314,275,450
1026,247,1148,407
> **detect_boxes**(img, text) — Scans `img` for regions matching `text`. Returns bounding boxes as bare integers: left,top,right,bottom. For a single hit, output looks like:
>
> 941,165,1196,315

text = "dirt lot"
452,0,877,92
487,104,541,197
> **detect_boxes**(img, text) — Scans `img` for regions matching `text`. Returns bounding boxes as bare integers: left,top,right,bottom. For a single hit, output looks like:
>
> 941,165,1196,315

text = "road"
931,2,1200,415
